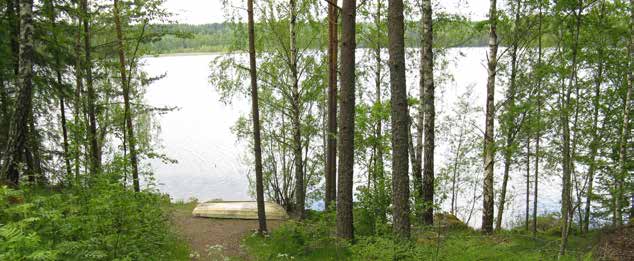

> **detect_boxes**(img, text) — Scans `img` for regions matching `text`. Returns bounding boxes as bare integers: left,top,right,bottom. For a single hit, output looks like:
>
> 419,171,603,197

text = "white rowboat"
192,201,289,220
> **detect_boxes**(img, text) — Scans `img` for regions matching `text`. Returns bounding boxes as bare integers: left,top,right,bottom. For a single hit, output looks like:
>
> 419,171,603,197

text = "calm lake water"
142,48,561,228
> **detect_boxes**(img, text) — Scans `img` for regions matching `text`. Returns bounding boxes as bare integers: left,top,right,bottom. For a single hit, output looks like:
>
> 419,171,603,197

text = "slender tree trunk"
46,0,72,180
420,0,435,226
26,115,42,182
583,54,603,233
495,0,521,231
412,1,423,223
450,133,463,216
532,2,543,238
2,0,34,186
247,0,267,234
372,0,386,222
388,0,410,239
2,0,18,173
336,0,356,240
73,11,83,181
482,0,498,234
289,0,304,219
525,137,530,231
113,0,140,192
81,0,100,175
559,3,581,257
325,1,338,211
622,0,634,220
616,0,633,227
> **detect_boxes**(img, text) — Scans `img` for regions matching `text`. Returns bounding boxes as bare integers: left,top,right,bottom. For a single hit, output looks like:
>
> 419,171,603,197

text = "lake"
142,47,562,228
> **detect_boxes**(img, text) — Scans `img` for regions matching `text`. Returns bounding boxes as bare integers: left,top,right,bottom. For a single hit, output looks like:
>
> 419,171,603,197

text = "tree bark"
325,0,338,211
336,0,356,240
81,0,100,175
482,0,498,234
288,0,304,219
420,0,435,226
113,0,140,192
388,0,410,240
2,0,34,186
247,0,267,234
628,0,634,219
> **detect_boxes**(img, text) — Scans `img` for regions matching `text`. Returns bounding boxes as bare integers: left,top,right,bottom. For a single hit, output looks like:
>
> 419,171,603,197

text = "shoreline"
146,51,225,57
145,46,492,58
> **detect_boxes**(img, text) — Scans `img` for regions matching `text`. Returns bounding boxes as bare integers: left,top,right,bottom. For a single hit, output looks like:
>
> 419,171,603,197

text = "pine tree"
247,0,267,234
388,0,410,239
336,0,357,240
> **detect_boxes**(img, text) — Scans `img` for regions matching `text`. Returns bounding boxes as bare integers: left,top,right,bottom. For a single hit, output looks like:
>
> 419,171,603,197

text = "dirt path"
170,203,282,259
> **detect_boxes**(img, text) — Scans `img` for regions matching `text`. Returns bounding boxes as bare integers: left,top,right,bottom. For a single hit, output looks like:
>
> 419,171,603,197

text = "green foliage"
0,178,189,260
243,212,351,260
243,212,599,260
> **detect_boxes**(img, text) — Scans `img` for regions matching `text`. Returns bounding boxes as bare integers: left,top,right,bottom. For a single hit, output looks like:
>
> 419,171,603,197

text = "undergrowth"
0,176,189,260
243,210,599,260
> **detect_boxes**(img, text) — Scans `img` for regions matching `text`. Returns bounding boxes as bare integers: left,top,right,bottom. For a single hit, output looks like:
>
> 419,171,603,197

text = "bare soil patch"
170,203,282,259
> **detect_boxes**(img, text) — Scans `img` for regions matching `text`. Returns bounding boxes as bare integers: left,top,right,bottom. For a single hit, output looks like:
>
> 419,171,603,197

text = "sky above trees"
163,0,491,24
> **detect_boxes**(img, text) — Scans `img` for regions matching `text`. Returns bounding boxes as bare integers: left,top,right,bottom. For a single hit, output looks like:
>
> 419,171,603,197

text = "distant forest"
147,20,492,54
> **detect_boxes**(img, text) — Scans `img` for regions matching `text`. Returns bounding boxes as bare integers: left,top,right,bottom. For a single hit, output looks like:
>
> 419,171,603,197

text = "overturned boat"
192,201,289,220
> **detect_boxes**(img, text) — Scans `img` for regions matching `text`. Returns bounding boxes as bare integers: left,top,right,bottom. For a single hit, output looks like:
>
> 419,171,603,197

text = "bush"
0,177,189,260
243,211,350,260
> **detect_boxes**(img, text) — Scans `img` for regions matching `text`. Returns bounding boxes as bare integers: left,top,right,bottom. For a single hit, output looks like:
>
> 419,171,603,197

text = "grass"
242,213,600,260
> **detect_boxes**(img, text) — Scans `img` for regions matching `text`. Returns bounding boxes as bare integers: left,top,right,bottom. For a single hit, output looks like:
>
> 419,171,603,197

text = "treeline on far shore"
146,19,488,54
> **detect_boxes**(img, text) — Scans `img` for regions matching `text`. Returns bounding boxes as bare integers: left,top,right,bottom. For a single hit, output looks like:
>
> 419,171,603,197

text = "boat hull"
192,201,289,220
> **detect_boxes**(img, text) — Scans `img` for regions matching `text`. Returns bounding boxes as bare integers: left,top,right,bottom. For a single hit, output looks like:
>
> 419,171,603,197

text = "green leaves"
0,178,188,260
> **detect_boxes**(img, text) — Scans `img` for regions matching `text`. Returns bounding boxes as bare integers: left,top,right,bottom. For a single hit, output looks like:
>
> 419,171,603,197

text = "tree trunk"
559,3,581,257
2,0,34,186
525,137,530,231
73,10,83,181
624,0,634,219
495,0,521,231
532,2,543,238
46,0,72,180
81,0,100,175
372,0,386,222
616,0,633,227
113,0,140,192
583,54,603,234
420,0,435,226
247,0,267,234
388,0,410,240
450,133,463,215
288,0,304,219
482,0,498,234
336,0,356,240
325,1,338,211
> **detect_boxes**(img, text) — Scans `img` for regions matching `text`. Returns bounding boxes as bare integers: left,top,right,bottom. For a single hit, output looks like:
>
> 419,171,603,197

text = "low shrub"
0,177,189,260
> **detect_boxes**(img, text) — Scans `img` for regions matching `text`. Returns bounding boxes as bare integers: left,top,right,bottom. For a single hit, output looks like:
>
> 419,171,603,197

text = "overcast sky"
163,0,491,24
